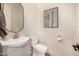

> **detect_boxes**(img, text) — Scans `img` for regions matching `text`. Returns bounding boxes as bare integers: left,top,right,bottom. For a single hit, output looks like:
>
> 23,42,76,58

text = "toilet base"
33,53,45,56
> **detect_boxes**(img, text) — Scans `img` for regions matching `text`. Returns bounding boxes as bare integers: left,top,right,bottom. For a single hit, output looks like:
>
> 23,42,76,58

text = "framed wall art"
44,7,58,28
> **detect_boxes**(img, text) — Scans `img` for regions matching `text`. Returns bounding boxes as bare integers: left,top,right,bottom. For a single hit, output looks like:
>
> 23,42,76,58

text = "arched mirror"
3,3,24,39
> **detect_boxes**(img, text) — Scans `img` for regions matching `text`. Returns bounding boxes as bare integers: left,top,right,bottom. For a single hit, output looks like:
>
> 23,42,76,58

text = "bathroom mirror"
3,3,24,33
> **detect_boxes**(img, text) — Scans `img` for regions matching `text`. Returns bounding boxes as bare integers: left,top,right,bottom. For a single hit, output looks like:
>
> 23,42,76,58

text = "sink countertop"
0,35,31,47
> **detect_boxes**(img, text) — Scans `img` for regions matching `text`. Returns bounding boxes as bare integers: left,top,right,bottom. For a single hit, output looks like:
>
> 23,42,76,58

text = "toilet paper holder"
57,35,62,41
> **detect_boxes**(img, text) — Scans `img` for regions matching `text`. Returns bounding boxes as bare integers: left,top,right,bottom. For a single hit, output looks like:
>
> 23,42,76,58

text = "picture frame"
44,7,58,28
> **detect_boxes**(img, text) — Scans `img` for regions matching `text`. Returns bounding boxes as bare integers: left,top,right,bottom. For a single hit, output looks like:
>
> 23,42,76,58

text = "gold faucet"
13,32,19,39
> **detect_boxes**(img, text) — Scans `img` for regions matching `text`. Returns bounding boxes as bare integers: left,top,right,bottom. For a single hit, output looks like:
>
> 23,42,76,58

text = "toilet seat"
34,44,48,53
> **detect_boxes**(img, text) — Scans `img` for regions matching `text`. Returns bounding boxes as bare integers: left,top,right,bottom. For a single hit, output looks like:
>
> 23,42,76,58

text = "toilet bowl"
33,44,48,56
31,38,48,56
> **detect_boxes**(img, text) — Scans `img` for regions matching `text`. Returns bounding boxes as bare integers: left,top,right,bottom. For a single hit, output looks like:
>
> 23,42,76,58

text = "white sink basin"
0,35,30,48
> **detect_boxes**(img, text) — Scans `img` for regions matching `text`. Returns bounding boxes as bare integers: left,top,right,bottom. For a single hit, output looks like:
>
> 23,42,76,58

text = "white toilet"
31,38,48,56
